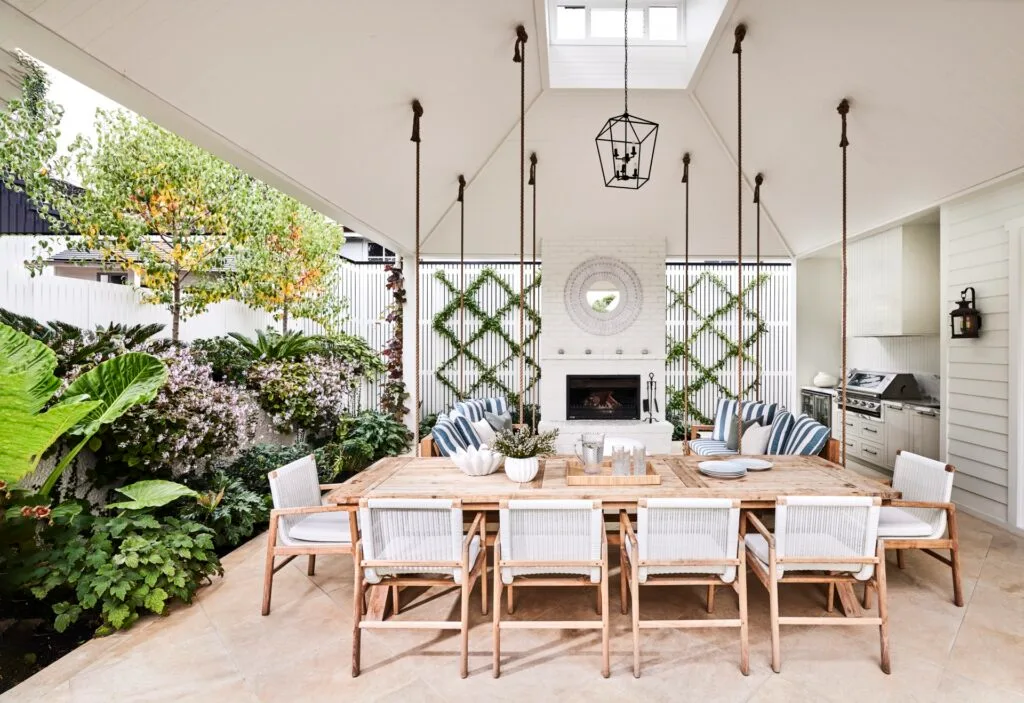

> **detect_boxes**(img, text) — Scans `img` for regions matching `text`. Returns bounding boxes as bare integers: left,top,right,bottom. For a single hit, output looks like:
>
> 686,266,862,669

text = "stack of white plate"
698,460,747,480
731,458,773,472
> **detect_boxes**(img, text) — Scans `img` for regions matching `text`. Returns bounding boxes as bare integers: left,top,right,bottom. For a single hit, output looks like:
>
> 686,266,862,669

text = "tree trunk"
171,278,181,342
281,304,290,334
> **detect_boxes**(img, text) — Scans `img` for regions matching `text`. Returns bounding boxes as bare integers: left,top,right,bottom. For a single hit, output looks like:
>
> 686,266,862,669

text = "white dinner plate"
698,461,747,479
731,458,773,471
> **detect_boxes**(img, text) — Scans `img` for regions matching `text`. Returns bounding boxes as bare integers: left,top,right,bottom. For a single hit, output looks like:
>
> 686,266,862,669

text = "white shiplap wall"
848,336,941,375
940,178,1024,526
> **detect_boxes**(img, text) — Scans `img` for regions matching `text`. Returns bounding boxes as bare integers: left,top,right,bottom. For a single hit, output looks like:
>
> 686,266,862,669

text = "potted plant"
492,426,559,483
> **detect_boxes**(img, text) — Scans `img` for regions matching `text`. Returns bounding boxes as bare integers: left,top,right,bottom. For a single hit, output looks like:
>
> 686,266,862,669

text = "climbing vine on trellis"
665,271,770,425
432,268,542,403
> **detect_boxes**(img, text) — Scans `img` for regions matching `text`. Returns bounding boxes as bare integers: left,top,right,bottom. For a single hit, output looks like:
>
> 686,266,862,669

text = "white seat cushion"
624,533,733,584
287,510,352,544
745,533,868,579
365,535,481,585
689,438,738,456
877,506,935,538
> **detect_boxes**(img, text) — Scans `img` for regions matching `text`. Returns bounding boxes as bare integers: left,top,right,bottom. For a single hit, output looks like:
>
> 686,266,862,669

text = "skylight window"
550,1,685,45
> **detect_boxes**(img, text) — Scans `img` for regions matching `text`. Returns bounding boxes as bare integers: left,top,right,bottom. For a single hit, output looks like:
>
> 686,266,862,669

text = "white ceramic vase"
504,456,540,483
451,445,504,477
813,372,838,388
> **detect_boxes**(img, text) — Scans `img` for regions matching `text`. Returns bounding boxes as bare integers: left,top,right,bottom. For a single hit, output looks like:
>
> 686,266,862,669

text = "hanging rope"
514,24,528,424
838,98,850,467
411,99,423,454
733,24,746,452
457,174,467,399
529,151,539,431
681,153,691,438
753,172,764,398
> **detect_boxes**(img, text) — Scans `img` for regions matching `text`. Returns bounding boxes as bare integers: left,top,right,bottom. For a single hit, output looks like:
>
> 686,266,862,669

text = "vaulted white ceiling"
2,0,1024,260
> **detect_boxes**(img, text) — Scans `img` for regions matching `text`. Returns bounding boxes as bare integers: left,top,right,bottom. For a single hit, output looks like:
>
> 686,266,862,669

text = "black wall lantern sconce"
950,287,982,339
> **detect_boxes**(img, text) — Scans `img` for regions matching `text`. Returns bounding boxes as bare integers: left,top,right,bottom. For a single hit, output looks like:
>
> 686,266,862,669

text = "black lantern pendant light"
595,0,658,189
950,287,983,339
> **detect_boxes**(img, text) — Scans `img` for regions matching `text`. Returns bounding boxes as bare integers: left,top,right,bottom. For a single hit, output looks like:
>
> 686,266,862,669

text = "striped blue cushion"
431,414,468,457
712,400,735,440
766,411,794,455
761,402,779,426
454,400,486,422
712,400,774,440
783,415,831,456
481,397,509,415
689,439,738,456
451,413,482,449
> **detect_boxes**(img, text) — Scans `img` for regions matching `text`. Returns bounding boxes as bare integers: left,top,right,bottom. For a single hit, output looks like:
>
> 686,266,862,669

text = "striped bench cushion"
453,400,487,422
783,414,831,456
451,412,483,449
766,411,794,454
689,439,738,456
481,397,509,415
711,400,779,441
431,414,468,457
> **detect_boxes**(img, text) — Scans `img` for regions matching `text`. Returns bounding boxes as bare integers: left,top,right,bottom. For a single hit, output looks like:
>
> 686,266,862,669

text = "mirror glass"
586,281,621,313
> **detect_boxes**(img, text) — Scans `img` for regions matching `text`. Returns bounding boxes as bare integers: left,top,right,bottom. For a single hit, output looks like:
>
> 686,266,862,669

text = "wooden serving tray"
565,459,661,486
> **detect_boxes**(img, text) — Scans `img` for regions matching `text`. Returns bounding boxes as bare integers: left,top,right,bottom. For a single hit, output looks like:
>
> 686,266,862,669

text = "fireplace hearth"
566,375,641,421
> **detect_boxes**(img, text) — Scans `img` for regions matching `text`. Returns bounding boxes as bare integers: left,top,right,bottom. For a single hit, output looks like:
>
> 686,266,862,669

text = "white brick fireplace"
537,236,676,454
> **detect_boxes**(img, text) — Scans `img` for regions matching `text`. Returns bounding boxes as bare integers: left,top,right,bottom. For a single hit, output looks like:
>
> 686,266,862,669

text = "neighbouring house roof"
0,179,62,235
47,246,240,272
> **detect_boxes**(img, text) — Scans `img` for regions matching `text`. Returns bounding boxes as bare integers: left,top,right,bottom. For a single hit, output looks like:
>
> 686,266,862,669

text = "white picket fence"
0,237,793,419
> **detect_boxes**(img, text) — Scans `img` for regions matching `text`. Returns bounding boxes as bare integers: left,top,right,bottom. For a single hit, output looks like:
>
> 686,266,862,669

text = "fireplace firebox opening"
566,374,641,421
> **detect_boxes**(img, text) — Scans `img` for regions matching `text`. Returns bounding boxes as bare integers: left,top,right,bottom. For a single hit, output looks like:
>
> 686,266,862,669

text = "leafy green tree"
231,189,346,332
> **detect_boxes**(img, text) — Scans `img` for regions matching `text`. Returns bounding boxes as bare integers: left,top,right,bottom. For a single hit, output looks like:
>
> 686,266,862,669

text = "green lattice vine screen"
430,266,541,410
665,268,777,426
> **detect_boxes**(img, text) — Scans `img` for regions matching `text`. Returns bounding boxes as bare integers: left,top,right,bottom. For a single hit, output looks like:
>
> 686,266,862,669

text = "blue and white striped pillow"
451,413,482,449
712,400,772,440
453,400,486,422
766,410,794,455
431,414,468,457
482,397,509,415
783,414,831,456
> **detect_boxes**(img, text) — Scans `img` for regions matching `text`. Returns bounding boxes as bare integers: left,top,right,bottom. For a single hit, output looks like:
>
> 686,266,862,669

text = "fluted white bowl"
504,456,540,483
452,445,504,476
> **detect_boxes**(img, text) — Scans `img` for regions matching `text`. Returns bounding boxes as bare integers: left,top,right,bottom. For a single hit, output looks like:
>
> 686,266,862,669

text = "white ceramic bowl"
813,372,838,388
451,445,504,476
504,456,540,483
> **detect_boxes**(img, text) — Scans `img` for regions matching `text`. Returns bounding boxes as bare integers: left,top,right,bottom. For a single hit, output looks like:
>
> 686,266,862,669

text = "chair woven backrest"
499,500,603,584
775,496,880,581
268,455,321,539
359,499,462,581
637,498,740,583
892,451,953,537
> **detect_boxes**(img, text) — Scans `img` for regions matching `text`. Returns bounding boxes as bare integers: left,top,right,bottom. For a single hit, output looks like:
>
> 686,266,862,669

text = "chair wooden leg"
631,561,640,678
307,554,316,576
261,519,279,616
862,580,874,610
600,543,610,679
827,582,835,613
492,545,502,678
507,584,514,615
460,579,470,679
707,584,716,614
352,554,364,677
391,585,400,615
948,508,965,607
620,552,629,615
480,518,489,616
896,549,905,569
738,542,749,676
876,542,892,674
596,583,602,616
769,563,781,673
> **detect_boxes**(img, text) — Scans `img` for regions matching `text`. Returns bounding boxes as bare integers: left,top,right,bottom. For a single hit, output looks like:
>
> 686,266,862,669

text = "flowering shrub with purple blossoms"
91,346,258,485
248,353,357,436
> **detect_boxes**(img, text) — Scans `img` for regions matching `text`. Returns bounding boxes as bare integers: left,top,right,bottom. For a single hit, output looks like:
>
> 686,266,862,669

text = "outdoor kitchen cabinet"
883,402,940,464
848,224,939,337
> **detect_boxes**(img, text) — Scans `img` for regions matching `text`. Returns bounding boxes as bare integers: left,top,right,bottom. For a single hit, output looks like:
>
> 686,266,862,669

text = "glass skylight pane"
590,8,644,39
556,6,586,40
649,6,678,40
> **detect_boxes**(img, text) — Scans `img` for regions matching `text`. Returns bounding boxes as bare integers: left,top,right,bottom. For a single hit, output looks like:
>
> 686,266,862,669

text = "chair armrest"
889,499,955,510
619,511,639,552
463,512,485,562
690,424,714,440
319,483,347,491
271,505,351,518
745,512,774,547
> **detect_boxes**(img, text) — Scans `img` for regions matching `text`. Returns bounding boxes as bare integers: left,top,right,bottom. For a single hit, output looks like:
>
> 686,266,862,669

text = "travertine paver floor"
4,510,1024,702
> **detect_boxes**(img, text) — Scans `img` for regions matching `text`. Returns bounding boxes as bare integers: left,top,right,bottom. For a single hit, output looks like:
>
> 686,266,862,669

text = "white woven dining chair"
745,496,890,674
868,450,962,606
352,498,486,679
492,499,609,678
263,455,354,616
619,498,748,678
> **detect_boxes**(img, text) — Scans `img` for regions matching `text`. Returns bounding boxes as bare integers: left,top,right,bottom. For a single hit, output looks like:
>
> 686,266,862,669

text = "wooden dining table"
325,453,899,618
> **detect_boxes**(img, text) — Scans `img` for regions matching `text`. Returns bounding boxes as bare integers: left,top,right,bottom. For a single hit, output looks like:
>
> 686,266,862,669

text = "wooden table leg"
364,585,392,621
834,583,863,617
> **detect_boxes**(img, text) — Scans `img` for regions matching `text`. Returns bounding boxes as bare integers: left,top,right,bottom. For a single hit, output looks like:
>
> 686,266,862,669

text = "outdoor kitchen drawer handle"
863,448,879,456
915,410,936,416
863,426,879,435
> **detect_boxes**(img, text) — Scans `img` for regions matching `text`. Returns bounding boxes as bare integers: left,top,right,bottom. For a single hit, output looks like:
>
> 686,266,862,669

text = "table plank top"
324,454,899,509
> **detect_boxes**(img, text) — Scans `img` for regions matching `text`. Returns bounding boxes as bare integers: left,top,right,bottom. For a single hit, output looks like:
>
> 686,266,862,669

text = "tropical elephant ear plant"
0,322,168,498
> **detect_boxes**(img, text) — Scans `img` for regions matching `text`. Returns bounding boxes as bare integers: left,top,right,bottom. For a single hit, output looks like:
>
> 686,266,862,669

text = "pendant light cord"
457,174,466,400
733,24,746,452
514,25,528,424
681,153,691,445
411,99,423,454
624,0,629,115
838,98,850,467
754,172,764,398
529,152,539,431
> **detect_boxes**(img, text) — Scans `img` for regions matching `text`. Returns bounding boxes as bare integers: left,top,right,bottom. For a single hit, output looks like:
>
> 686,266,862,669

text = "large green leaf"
0,394,100,484
0,323,60,414
106,480,198,511
64,352,168,437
